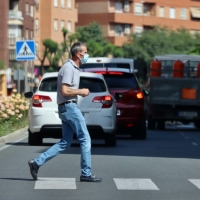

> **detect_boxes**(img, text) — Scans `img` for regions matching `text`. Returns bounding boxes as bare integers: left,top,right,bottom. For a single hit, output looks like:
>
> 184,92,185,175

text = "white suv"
25,72,117,147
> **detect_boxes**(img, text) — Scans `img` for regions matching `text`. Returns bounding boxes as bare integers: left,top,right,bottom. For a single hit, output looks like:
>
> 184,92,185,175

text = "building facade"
76,0,200,46
0,0,35,95
8,0,35,64
34,0,78,74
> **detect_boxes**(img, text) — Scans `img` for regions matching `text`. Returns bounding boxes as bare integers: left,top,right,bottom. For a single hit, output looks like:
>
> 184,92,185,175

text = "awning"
190,7,200,18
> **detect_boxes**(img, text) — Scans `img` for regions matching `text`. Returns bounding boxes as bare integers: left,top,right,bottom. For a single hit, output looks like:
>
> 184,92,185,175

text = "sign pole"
17,66,20,94
24,61,28,92
16,40,35,93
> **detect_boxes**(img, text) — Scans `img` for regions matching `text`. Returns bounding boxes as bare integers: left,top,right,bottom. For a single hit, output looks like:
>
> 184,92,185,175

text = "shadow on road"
5,125,200,160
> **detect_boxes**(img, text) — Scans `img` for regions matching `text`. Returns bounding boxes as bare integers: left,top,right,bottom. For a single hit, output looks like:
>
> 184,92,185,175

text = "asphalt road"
0,124,200,200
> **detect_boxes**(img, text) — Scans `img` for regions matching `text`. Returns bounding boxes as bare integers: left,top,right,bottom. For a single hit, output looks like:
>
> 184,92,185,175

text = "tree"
122,26,196,82
36,39,50,75
0,60,5,70
76,22,123,57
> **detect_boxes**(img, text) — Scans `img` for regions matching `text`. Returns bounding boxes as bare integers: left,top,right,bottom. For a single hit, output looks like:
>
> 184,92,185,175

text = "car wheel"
105,133,116,147
131,121,146,140
157,120,165,130
148,115,156,130
28,130,42,146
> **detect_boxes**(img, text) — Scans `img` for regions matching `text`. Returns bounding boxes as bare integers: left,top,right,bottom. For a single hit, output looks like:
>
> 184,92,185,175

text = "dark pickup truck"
147,54,200,130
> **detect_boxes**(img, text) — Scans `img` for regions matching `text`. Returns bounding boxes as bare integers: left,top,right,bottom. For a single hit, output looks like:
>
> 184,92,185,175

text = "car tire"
157,120,165,130
131,121,147,140
105,132,116,147
28,130,42,146
148,115,156,130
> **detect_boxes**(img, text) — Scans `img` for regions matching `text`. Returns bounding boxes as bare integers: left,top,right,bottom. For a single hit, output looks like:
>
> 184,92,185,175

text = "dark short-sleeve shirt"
57,59,80,105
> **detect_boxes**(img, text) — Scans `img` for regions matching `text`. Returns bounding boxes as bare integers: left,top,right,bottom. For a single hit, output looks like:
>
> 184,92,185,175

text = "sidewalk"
0,127,28,144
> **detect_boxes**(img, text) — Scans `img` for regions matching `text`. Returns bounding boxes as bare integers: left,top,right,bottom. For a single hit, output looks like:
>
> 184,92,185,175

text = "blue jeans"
34,102,92,176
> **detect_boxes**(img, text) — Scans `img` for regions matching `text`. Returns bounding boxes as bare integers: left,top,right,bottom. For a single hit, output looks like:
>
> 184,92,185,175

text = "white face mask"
79,53,89,64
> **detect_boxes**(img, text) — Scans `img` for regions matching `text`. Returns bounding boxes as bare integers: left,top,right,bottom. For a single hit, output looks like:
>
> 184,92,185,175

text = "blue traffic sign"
16,40,35,61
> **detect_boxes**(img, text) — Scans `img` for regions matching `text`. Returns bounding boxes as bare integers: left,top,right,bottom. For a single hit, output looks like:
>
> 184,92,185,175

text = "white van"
81,57,135,73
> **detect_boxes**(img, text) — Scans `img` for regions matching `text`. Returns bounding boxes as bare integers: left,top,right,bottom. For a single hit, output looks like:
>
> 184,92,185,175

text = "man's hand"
80,88,90,97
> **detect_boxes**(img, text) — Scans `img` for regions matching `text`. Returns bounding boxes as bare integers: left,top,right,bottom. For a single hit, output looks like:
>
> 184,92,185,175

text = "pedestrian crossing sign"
16,40,35,61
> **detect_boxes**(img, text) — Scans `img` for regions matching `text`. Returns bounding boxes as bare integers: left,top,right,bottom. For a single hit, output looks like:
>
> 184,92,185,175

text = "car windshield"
39,77,106,93
79,77,106,92
103,73,139,89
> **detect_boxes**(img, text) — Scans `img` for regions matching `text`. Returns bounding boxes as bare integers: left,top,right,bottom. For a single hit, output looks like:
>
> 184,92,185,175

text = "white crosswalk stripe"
33,177,200,190
188,179,200,189
34,178,76,189
113,178,159,190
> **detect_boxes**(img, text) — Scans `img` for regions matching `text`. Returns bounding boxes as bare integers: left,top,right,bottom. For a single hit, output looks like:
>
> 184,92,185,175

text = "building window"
115,25,123,36
35,0,39,12
170,8,175,19
67,21,71,32
68,0,71,9
181,8,187,20
135,3,142,15
115,2,122,13
54,19,58,31
159,7,164,17
30,5,34,17
143,4,148,15
124,24,130,35
54,0,58,7
61,20,65,30
124,1,130,12
61,0,65,8
26,29,29,39
26,3,29,15
35,19,39,36
134,26,143,36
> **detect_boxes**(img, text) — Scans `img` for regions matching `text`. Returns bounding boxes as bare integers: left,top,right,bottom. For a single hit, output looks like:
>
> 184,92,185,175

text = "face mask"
80,54,89,64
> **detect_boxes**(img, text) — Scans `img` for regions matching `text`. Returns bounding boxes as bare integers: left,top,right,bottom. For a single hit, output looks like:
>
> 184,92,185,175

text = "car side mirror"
143,89,150,96
115,92,124,100
24,91,34,98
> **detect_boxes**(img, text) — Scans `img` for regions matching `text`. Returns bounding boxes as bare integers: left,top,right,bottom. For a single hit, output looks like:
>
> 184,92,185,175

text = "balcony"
8,10,24,25
9,10,24,20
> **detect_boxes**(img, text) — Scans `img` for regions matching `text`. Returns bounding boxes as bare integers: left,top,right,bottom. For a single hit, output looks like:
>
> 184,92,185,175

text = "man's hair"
70,42,85,57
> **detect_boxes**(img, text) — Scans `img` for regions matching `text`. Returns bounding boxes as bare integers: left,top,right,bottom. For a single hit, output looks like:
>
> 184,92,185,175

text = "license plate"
178,111,197,118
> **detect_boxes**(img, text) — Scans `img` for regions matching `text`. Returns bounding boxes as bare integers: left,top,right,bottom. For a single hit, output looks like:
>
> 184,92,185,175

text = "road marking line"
192,142,198,146
189,179,200,189
113,178,159,190
0,135,27,152
35,178,76,189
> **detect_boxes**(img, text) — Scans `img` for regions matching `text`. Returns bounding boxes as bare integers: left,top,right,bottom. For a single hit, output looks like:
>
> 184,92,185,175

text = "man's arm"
62,84,90,97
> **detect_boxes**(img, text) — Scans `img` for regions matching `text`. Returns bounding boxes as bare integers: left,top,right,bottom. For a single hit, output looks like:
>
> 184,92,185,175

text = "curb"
0,127,28,144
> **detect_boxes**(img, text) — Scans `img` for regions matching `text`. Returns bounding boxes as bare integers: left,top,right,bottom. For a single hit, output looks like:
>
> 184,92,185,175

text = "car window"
79,77,106,93
103,73,139,89
39,78,57,92
39,77,107,93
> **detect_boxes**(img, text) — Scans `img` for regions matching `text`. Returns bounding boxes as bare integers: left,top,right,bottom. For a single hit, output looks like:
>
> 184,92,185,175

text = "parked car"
81,68,148,139
24,72,117,147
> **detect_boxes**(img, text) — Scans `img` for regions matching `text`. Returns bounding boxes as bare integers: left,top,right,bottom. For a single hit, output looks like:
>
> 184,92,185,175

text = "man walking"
28,42,102,182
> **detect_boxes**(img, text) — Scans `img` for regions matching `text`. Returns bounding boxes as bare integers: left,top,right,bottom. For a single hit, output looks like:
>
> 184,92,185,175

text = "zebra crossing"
34,177,200,190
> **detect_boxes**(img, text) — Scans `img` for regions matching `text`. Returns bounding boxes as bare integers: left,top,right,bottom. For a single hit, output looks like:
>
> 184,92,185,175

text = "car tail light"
92,95,113,108
95,72,107,74
95,72,123,75
32,95,52,107
136,92,144,99
108,72,123,75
